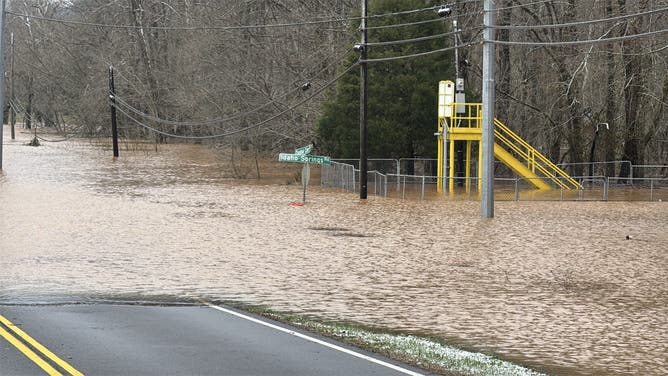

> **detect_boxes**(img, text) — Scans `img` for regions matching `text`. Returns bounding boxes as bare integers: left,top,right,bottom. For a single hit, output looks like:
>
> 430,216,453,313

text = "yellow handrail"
494,119,581,189
441,102,582,190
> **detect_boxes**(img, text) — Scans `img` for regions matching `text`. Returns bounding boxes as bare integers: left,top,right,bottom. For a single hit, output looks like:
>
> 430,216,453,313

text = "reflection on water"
1,128,666,376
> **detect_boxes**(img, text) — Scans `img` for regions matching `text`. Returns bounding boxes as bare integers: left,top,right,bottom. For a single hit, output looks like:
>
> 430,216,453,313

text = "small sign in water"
278,145,330,204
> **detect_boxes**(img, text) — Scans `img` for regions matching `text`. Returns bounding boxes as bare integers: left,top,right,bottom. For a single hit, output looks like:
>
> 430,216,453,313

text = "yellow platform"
436,96,580,193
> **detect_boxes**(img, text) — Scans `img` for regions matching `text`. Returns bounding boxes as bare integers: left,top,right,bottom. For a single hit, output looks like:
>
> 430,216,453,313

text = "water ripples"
1,131,666,375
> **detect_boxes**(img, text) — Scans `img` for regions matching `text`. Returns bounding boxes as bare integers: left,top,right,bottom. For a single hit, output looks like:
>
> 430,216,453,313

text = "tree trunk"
128,0,163,140
25,77,33,130
618,0,645,179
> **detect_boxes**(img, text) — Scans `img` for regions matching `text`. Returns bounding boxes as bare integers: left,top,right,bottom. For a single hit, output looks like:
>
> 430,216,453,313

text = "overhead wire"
490,7,668,30
111,47,355,127
489,0,564,12
364,17,446,30
362,1,558,31
112,63,358,140
361,39,480,63
4,4,457,32
9,100,87,142
365,29,481,46
486,28,668,46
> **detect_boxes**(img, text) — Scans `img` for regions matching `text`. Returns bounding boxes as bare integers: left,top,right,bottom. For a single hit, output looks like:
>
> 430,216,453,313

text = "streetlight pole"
481,0,496,218
0,0,7,170
10,31,14,140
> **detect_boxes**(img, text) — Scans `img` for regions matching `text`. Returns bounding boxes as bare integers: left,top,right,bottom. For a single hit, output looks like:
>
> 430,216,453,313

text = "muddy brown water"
1,129,666,375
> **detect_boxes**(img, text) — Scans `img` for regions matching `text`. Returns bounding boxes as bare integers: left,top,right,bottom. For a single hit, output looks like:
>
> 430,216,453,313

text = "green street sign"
279,153,331,165
303,155,331,165
295,144,313,155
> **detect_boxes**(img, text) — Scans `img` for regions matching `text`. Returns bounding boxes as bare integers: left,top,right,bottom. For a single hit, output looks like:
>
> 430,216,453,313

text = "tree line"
6,0,356,154
5,0,667,177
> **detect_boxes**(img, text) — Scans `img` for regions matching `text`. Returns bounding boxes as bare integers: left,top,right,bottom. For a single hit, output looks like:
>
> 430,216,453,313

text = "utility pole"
359,0,368,199
454,20,460,86
109,66,119,158
0,0,7,170
10,32,14,140
481,0,496,218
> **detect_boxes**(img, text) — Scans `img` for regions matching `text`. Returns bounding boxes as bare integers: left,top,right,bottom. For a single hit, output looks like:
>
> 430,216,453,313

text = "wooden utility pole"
109,66,119,158
359,0,368,199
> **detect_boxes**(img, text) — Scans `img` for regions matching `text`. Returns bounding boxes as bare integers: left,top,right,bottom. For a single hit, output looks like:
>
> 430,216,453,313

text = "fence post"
650,179,654,202
402,176,406,199
421,176,425,201
515,178,519,201
352,166,356,192
396,159,401,192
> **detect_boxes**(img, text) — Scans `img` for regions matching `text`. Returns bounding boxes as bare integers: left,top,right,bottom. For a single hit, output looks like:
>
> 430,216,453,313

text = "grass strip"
232,303,548,376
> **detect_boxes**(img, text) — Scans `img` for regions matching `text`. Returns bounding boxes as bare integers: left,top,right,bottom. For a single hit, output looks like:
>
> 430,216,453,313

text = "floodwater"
1,128,666,376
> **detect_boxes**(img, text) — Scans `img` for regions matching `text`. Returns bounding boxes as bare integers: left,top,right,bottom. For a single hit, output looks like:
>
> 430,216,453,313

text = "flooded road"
1,128,666,375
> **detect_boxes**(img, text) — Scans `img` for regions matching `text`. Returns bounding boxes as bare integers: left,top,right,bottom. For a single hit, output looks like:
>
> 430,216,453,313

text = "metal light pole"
481,0,496,218
359,0,368,199
0,0,7,170
9,32,14,140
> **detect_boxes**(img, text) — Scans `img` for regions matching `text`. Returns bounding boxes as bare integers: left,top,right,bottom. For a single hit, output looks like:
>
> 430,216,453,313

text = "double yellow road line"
0,314,84,376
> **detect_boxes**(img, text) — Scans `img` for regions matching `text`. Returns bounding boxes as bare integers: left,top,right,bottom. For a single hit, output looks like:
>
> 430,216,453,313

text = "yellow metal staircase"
437,101,581,191
494,118,581,190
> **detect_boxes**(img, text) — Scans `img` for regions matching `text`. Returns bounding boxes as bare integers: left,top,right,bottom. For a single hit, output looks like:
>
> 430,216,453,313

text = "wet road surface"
0,303,429,376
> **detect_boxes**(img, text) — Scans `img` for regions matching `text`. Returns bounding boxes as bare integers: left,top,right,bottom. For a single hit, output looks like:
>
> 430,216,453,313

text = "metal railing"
321,161,667,202
555,162,668,181
321,161,356,192
321,161,389,197
494,119,581,190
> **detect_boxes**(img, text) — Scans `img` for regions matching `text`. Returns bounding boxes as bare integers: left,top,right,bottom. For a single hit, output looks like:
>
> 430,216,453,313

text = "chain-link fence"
321,160,667,202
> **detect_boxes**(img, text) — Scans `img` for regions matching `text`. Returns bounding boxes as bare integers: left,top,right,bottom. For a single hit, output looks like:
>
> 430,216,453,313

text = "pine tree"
317,0,455,159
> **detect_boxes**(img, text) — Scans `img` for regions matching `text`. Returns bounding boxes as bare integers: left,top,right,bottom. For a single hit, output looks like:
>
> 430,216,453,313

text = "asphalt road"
0,304,431,376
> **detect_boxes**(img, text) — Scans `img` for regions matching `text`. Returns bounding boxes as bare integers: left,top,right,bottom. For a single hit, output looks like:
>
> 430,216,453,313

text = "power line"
113,63,357,140
490,7,668,30
9,100,87,142
365,29,480,46
365,17,445,30
361,40,479,63
111,48,354,127
363,1,560,31
5,5,456,32
490,0,559,12
6,11,350,31
486,28,668,46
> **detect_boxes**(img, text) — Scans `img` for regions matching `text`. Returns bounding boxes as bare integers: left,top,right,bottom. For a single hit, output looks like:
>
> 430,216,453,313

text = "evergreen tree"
317,0,455,159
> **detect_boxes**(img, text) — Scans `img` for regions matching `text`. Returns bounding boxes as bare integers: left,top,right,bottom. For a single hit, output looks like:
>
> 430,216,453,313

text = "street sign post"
278,145,331,204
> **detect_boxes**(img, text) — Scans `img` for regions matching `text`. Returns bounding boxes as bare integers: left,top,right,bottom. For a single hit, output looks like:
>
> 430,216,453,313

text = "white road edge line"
206,303,425,376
